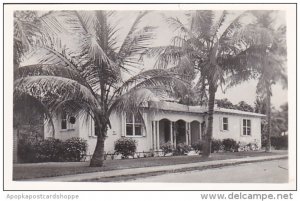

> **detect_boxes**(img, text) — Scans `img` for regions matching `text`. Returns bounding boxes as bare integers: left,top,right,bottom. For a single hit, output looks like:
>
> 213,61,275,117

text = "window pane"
223,117,228,123
126,113,133,123
126,124,133,136
135,126,142,136
243,119,246,126
223,124,228,131
134,114,142,123
247,127,251,135
243,127,247,135
61,120,67,129
247,120,251,127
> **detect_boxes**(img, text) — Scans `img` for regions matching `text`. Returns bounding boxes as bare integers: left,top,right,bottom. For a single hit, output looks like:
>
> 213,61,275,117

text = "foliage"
114,138,137,158
160,141,173,156
270,135,288,150
222,138,238,152
173,143,192,156
216,98,235,109
191,140,204,153
17,137,87,163
211,139,223,153
235,101,254,112
63,137,88,162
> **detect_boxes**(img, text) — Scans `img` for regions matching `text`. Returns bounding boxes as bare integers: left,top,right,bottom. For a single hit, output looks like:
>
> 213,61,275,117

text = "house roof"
146,101,266,118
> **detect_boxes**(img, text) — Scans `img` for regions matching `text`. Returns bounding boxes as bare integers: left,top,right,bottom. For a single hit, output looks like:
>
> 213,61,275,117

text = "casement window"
242,119,251,136
125,113,143,136
61,111,75,130
220,117,229,131
222,117,229,131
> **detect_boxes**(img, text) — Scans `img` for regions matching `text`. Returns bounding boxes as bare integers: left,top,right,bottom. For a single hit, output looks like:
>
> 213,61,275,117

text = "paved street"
127,159,288,183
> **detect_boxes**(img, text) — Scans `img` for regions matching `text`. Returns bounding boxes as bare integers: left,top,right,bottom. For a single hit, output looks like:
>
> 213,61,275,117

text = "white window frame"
222,117,229,131
242,119,251,136
125,113,143,137
61,111,75,131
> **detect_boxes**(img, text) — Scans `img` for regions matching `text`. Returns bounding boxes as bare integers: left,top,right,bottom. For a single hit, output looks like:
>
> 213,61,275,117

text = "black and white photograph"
3,3,296,191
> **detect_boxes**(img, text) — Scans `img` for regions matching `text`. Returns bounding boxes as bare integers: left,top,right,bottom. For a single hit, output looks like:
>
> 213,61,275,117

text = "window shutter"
240,118,243,136
142,113,147,137
121,112,126,137
219,117,223,131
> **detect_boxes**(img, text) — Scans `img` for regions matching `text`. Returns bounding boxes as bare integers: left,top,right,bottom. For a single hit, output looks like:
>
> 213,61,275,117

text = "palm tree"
250,11,287,151
144,11,260,157
14,11,187,167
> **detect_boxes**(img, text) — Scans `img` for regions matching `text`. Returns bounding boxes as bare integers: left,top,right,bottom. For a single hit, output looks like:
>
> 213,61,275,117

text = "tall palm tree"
14,11,187,167
144,11,259,157
249,11,287,151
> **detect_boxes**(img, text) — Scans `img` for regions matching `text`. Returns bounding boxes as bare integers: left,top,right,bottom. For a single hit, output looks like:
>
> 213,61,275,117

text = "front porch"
151,117,206,151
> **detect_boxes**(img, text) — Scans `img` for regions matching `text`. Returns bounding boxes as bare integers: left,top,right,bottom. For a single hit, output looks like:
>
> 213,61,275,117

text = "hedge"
18,137,87,163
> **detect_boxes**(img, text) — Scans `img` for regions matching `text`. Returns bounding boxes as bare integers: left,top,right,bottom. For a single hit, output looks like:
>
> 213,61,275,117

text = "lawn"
13,151,287,180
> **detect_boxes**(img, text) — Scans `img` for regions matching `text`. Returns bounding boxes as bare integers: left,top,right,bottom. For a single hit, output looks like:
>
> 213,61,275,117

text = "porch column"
199,121,202,141
170,121,173,146
185,122,189,145
152,121,156,150
188,123,191,145
156,121,160,150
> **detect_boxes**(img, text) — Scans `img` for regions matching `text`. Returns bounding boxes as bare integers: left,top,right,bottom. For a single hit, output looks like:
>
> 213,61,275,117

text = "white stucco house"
44,101,265,156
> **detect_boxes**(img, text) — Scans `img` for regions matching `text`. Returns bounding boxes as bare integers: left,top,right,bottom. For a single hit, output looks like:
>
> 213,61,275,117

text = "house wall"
44,114,80,141
44,109,262,158
212,113,262,147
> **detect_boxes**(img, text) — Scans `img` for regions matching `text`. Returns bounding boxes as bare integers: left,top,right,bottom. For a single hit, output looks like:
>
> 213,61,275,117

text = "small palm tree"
14,11,187,167
144,11,261,157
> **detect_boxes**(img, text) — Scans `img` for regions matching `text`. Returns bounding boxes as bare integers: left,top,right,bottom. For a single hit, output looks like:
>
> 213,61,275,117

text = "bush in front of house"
173,143,192,155
37,138,64,162
211,139,223,153
114,138,137,159
17,138,41,163
17,137,87,163
222,138,238,152
63,137,88,162
160,141,173,156
191,140,204,153
271,135,288,150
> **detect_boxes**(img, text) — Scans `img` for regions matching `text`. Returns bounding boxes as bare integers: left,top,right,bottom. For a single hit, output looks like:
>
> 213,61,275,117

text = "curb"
89,155,288,182
33,154,288,182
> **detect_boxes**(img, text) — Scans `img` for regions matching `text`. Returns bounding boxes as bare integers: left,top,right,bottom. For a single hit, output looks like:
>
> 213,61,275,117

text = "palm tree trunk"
202,83,216,157
265,91,272,152
90,116,107,167
90,135,105,167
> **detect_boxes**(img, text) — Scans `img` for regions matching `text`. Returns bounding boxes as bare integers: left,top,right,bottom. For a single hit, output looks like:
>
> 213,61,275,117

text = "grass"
13,150,287,180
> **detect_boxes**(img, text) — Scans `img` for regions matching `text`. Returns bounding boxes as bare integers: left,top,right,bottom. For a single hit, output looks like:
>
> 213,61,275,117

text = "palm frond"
14,76,100,111
14,64,92,90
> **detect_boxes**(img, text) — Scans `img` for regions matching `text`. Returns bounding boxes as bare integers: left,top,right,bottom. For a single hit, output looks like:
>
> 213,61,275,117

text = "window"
243,119,251,136
222,117,229,131
61,111,75,130
61,111,67,130
126,113,143,136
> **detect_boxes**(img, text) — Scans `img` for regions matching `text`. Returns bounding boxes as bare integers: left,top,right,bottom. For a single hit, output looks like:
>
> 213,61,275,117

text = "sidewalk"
26,154,288,182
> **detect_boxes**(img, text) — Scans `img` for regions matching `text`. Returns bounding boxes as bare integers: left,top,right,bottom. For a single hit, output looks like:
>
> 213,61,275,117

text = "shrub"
17,137,87,163
211,139,223,153
271,135,288,150
114,138,137,158
37,138,64,162
160,141,173,156
63,137,87,162
174,143,192,155
222,138,238,152
191,140,204,153
17,138,41,163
